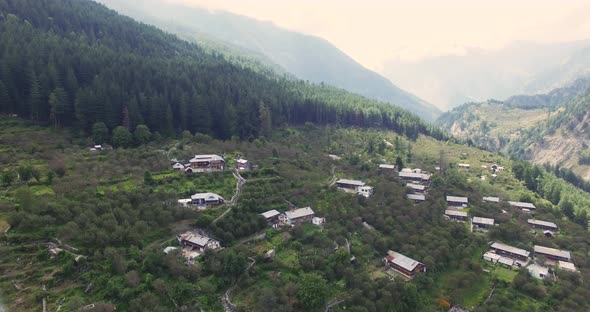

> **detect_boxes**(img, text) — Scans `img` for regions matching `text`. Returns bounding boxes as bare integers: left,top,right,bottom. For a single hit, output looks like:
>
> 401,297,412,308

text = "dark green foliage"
0,0,445,142
92,122,109,145
296,273,329,310
134,124,152,145
112,126,132,148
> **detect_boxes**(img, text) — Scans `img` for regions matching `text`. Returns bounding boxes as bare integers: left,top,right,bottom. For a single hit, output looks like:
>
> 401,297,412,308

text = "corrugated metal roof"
447,196,468,203
527,219,557,229
508,201,536,209
534,245,571,260
336,179,366,186
407,194,426,201
285,207,315,220
491,242,530,258
261,210,280,219
472,216,495,225
387,250,422,271
445,210,467,217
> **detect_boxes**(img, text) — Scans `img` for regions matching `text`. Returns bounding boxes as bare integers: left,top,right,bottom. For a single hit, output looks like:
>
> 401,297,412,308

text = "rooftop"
379,164,395,169
191,193,224,201
398,171,430,180
407,194,426,201
534,245,571,260
189,154,224,162
445,210,467,217
236,159,249,164
447,196,468,204
180,232,217,247
558,260,577,272
472,216,495,225
528,219,558,229
483,196,500,203
491,242,530,258
336,179,366,186
508,201,536,210
386,250,423,272
406,183,426,191
261,209,280,219
285,207,315,220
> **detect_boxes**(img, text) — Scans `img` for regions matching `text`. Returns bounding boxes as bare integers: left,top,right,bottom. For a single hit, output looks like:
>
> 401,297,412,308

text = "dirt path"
213,170,247,224
222,257,256,312
326,166,337,187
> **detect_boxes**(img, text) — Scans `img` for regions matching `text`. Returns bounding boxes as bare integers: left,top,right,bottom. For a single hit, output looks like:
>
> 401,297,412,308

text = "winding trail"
222,257,256,312
213,170,247,224
326,166,338,187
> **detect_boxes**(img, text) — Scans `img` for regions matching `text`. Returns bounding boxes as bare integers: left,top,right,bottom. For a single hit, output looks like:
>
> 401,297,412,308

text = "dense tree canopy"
0,0,445,142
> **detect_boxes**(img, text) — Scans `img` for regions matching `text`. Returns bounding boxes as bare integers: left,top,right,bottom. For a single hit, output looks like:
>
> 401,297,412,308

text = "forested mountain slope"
98,0,442,121
0,0,443,141
437,78,590,151
508,89,590,183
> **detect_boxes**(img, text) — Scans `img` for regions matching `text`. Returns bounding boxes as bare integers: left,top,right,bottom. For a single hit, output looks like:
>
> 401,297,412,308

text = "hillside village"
1,1,590,311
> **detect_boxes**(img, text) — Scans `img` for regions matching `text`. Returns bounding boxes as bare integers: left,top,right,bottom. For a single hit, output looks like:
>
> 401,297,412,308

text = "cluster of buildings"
399,168,431,203
336,179,374,198
177,192,225,209
482,241,577,279
260,207,325,228
165,231,221,263
171,154,253,174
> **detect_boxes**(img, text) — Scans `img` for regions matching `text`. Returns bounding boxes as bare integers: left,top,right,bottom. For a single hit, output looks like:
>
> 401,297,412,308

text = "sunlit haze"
168,0,590,70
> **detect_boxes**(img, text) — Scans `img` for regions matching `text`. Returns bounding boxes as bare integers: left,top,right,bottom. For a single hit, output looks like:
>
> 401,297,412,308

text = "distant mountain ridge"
382,40,590,110
99,0,441,121
436,77,590,151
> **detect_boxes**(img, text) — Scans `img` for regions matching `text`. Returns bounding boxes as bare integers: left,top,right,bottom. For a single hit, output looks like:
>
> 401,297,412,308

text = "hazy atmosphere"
171,0,590,69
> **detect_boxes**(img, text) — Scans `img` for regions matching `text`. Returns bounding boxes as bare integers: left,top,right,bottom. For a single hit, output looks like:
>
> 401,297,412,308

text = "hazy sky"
168,0,590,70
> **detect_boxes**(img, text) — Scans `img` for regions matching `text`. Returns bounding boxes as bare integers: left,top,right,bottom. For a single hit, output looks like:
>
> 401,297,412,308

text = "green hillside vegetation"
1,117,590,311
99,0,442,121
508,89,590,184
0,0,443,143
437,78,590,151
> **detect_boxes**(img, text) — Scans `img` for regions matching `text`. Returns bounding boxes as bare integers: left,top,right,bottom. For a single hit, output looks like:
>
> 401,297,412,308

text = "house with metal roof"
178,232,221,252
447,196,468,207
483,196,500,203
285,207,315,224
261,209,281,222
534,245,572,262
472,216,495,229
378,164,395,170
445,210,468,222
383,250,426,279
407,194,426,203
528,219,558,232
406,183,426,193
398,170,431,183
490,242,530,261
189,154,225,173
190,193,225,206
508,201,536,210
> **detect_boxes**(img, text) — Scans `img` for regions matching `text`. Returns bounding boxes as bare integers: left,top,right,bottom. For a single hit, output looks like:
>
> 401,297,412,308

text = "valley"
0,0,590,311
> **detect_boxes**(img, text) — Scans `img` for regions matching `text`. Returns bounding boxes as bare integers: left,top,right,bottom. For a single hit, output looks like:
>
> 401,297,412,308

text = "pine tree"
258,101,272,137
49,87,68,127
0,80,11,113
29,72,43,121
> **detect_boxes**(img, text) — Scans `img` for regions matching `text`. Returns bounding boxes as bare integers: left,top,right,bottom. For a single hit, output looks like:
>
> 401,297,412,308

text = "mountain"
381,40,590,110
436,78,590,151
508,88,590,182
0,0,442,142
98,0,441,121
